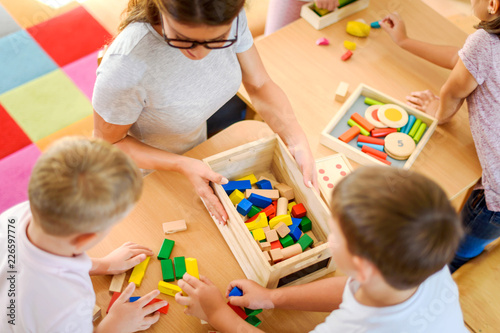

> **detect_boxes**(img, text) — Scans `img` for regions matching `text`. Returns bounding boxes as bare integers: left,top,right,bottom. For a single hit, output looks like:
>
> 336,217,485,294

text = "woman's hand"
180,157,229,225
406,90,440,116
380,12,408,46
90,242,154,275
315,0,339,11
287,137,318,190
225,279,274,310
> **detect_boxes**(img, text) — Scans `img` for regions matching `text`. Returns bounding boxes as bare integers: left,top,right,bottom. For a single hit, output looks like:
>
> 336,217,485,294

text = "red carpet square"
27,6,112,67
0,103,32,159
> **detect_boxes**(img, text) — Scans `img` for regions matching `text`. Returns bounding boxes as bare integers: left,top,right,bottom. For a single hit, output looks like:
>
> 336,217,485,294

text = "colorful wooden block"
162,220,187,234
258,176,279,188
259,241,272,252
93,305,101,322
147,298,170,314
256,179,273,189
297,234,314,251
270,240,283,250
280,235,295,248
357,142,385,152
306,231,319,245
252,228,266,242
291,203,307,218
270,215,292,229
274,183,294,201
364,97,384,106
262,226,271,233
248,193,273,208
275,222,291,238
158,281,182,296
247,205,262,218
174,256,187,280
291,217,302,229
222,180,252,194
365,151,392,165
244,308,263,316
289,225,303,242
245,189,280,200
371,128,398,137
338,126,360,143
265,229,279,243
236,174,258,185
361,145,387,159
413,123,427,144
245,315,262,327
401,114,416,134
260,204,276,218
185,257,199,279
228,302,248,320
129,256,151,287
335,81,349,102
158,239,175,260
281,243,303,259
109,272,126,293
276,197,288,216
408,118,422,138
270,249,284,264
357,135,385,146
229,286,243,297
161,259,175,282
246,213,269,231
229,189,245,206
287,201,297,212
237,198,253,216
107,292,121,313
350,112,375,132
347,119,370,136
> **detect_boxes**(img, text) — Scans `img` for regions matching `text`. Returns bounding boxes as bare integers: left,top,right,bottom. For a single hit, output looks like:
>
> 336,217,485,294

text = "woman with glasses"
93,0,317,224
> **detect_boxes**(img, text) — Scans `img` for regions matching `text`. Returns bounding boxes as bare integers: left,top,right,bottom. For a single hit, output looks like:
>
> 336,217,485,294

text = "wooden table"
239,0,482,206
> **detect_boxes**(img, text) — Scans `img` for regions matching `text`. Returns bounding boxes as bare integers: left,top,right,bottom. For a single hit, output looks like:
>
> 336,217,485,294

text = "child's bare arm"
381,13,460,70
90,242,154,275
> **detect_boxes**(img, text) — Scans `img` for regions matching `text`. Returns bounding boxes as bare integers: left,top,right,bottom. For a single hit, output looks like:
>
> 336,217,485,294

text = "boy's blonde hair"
331,167,463,290
28,137,143,236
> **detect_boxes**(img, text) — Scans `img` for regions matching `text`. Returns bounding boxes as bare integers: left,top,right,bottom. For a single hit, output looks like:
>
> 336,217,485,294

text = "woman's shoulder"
107,22,157,56
466,28,499,46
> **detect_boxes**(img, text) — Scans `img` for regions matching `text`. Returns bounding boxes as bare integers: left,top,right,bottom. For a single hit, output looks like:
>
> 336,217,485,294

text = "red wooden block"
365,151,391,165
291,203,307,218
107,292,121,313
228,302,248,320
270,240,283,250
361,145,388,159
357,135,385,146
338,126,360,143
341,50,353,61
351,112,375,132
261,204,276,218
107,292,169,314
371,128,397,138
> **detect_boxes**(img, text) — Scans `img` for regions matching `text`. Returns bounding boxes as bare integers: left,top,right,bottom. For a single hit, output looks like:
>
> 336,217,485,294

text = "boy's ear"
352,256,378,283
70,232,98,252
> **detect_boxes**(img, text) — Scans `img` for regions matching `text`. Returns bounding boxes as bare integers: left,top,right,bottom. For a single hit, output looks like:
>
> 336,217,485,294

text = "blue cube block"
256,179,273,190
129,296,140,302
291,217,302,229
228,286,243,297
248,193,273,208
222,180,252,195
237,198,253,216
289,225,302,242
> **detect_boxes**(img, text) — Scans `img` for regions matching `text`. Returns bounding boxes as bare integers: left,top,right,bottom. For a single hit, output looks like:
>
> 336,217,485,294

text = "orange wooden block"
351,112,375,132
371,128,397,138
357,135,385,146
361,145,387,159
338,126,360,143
364,151,391,165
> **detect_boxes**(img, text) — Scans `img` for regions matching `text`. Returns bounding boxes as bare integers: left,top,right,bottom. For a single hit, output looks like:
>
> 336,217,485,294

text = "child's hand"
225,279,274,310
315,0,339,11
406,90,440,116
91,242,154,275
175,274,227,321
98,283,166,333
380,13,408,46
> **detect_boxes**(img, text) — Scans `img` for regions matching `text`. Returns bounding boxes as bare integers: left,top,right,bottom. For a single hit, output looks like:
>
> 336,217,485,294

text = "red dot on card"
319,169,325,174
323,176,329,181
327,183,334,188
340,171,347,176
336,164,342,169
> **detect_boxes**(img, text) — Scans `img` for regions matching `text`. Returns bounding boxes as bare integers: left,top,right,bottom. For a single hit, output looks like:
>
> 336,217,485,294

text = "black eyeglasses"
160,13,238,50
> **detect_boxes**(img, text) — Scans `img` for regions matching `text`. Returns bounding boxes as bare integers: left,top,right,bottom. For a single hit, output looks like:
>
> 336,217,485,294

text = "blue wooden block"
129,296,140,302
289,225,302,242
248,193,273,208
229,286,243,297
237,198,253,216
291,217,302,229
402,115,416,135
370,21,381,28
256,179,273,190
222,180,252,195
357,142,385,152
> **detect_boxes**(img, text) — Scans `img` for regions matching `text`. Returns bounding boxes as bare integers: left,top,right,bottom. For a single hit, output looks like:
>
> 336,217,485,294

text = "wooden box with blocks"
320,84,437,169
203,135,335,289
300,0,370,30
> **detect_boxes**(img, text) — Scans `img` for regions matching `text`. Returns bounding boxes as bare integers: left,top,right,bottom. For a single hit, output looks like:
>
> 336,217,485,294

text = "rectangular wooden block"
265,229,279,243
270,249,284,264
335,81,349,102
161,259,175,282
129,256,151,287
259,241,272,252
158,238,175,260
274,183,294,201
158,281,182,297
109,272,126,293
275,222,290,238
174,256,187,280
162,220,187,234
185,257,199,279
93,305,101,322
245,189,280,200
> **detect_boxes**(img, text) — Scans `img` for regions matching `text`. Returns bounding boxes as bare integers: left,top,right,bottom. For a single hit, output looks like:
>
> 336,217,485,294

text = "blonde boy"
176,167,467,332
0,137,166,332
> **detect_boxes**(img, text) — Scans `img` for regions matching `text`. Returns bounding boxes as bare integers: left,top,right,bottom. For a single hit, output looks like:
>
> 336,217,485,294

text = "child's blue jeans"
449,189,500,273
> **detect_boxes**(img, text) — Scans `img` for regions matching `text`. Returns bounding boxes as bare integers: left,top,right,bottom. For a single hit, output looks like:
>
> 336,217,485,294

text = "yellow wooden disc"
364,105,387,128
384,133,415,159
377,104,409,128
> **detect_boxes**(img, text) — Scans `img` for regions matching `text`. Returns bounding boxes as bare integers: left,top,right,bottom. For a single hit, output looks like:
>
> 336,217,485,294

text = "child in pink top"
381,0,500,272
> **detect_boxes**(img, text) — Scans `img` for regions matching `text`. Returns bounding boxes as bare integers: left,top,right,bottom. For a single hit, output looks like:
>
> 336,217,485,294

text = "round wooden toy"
364,105,387,128
384,132,416,160
377,104,409,128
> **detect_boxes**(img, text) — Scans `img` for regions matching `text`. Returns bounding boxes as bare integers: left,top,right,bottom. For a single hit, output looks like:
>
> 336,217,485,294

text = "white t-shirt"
93,10,254,156
311,267,467,333
0,202,95,333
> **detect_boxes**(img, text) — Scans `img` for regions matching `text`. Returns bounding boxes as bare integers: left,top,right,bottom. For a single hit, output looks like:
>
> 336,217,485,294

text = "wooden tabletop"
239,0,482,201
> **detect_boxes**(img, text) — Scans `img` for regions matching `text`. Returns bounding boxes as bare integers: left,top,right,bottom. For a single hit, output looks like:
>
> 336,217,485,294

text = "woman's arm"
237,46,318,188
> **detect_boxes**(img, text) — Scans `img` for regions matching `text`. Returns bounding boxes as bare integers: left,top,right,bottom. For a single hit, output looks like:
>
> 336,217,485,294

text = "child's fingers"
126,243,154,252
118,282,136,301
406,101,425,112
137,289,161,307
199,275,214,286
226,280,245,296
124,253,147,269
406,96,423,106
228,295,247,308
128,248,154,258
140,312,161,329
175,292,190,306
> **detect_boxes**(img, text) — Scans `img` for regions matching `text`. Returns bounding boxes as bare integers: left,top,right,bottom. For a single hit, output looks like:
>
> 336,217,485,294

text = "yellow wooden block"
185,257,199,279
158,281,183,296
252,228,266,241
236,174,258,185
270,215,293,229
229,189,245,206
287,201,297,213
246,213,268,231
128,256,151,287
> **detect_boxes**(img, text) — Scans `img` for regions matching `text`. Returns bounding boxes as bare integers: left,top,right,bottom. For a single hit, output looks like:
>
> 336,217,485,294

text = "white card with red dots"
316,154,354,206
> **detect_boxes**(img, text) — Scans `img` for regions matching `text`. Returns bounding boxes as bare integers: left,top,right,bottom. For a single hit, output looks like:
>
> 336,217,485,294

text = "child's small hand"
98,283,166,333
380,12,408,46
91,242,154,275
175,274,227,321
406,90,440,116
225,279,274,310
315,0,339,12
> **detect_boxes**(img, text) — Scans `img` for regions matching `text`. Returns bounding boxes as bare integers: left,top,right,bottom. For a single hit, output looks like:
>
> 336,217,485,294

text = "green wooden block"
247,205,262,218
280,235,294,248
173,256,186,280
161,259,175,282
300,216,312,232
297,234,314,251
158,238,175,260
245,315,262,327
244,308,263,316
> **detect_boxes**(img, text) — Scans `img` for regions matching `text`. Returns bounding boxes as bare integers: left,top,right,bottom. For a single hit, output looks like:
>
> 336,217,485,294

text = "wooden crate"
320,83,438,169
300,0,370,30
203,135,335,289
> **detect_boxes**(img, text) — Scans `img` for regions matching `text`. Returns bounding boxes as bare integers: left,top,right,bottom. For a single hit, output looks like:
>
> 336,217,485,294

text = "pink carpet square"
63,50,99,101
0,144,41,214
